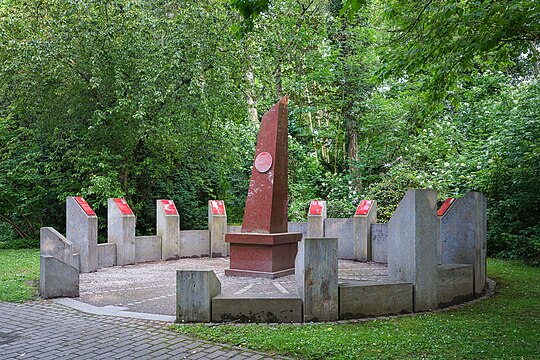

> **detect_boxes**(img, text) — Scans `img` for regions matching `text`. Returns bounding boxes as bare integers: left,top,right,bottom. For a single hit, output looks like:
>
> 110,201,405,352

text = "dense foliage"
1,0,538,263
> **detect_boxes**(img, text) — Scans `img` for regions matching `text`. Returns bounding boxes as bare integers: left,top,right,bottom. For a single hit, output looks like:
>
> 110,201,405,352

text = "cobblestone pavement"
0,301,291,360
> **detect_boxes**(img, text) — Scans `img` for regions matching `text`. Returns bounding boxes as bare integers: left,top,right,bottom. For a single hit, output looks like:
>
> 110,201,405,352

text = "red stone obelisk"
225,96,302,278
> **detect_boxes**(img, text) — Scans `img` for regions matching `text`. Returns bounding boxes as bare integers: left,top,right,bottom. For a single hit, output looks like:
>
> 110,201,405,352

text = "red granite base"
225,232,302,279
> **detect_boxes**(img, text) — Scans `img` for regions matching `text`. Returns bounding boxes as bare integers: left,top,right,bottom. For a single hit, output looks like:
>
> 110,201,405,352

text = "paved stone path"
0,301,290,360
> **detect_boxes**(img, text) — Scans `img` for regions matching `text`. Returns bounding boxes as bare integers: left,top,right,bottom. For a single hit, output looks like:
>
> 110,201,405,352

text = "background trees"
1,0,538,264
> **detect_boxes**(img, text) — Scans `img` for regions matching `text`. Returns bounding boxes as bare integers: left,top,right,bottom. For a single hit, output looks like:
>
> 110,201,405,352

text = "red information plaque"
161,200,178,215
74,197,96,216
355,200,373,216
209,200,225,215
309,200,324,215
113,198,133,215
437,197,455,216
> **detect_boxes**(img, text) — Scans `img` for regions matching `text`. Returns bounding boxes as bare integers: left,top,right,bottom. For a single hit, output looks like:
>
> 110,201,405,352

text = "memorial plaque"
309,200,324,216
161,200,178,215
437,197,455,216
254,152,273,173
113,198,133,215
74,197,96,216
209,200,226,215
355,200,373,216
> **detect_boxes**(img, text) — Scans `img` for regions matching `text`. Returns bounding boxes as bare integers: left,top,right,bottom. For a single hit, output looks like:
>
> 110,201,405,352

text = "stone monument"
225,96,302,278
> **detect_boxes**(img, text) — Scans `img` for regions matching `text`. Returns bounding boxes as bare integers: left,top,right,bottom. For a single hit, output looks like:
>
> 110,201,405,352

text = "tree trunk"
347,117,362,193
274,62,283,99
245,67,258,124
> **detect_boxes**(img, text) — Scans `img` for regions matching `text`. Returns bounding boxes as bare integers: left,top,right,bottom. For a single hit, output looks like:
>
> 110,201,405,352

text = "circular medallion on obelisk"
254,151,273,173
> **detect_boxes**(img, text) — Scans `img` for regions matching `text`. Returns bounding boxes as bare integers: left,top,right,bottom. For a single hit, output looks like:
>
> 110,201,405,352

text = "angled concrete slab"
157,199,180,260
388,189,438,312
108,198,136,266
439,192,487,296
66,197,98,273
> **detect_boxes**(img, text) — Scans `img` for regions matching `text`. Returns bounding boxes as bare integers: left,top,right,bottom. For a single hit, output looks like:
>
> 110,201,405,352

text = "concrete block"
208,200,228,257
307,200,326,237
176,270,221,323
179,230,210,257
66,197,98,273
157,200,180,260
437,264,474,307
325,218,354,260
353,200,377,261
212,294,302,323
388,189,438,312
39,255,79,299
296,237,338,322
339,282,413,319
440,192,487,296
97,243,117,268
371,223,388,263
135,235,162,263
40,227,78,270
107,198,136,266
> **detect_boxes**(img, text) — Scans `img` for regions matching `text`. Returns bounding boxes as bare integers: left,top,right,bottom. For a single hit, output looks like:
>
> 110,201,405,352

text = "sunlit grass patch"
0,248,40,302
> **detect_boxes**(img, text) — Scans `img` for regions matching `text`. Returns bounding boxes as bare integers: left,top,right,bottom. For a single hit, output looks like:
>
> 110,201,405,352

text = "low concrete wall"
288,222,307,238
371,224,388,263
212,294,302,323
325,218,354,260
227,225,241,234
97,243,117,268
437,264,474,307
227,223,307,237
179,230,210,258
135,236,162,263
339,282,413,319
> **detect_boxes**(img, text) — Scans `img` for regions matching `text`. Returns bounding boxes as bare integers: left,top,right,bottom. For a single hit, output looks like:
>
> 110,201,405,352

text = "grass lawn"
0,248,40,302
172,259,540,359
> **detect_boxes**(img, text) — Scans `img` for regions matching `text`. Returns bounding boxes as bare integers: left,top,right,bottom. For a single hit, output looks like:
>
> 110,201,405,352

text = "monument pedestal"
225,233,302,278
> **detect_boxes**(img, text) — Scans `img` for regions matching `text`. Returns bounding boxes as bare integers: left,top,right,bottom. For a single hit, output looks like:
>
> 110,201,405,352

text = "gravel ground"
77,258,388,316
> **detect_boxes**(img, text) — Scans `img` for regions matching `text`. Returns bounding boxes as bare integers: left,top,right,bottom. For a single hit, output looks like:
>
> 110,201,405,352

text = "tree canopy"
1,0,538,264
